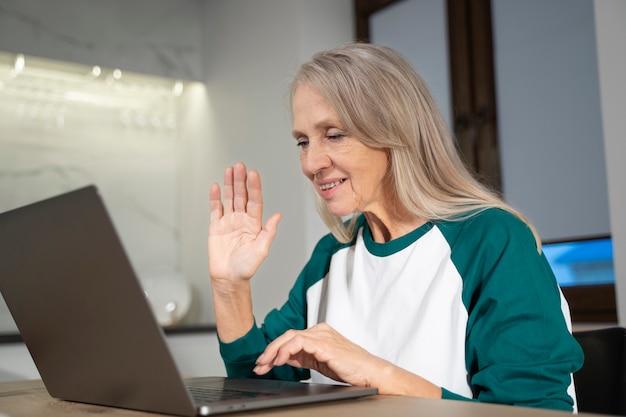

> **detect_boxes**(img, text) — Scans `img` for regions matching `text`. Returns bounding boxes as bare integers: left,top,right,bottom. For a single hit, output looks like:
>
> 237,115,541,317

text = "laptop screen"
542,235,614,287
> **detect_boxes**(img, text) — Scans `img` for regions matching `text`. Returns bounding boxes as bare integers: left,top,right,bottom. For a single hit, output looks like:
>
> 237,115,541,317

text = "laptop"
0,186,377,416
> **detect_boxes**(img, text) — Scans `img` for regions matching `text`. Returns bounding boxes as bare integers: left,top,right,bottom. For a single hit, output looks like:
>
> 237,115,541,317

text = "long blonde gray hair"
290,43,540,249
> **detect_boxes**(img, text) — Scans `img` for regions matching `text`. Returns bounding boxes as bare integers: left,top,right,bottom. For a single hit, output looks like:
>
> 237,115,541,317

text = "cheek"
362,150,388,177
350,168,378,198
362,158,390,195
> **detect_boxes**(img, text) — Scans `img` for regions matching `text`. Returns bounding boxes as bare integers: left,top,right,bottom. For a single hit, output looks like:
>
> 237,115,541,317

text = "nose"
300,139,331,179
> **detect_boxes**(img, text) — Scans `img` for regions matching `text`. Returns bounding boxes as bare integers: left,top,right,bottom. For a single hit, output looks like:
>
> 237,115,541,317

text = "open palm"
209,163,281,283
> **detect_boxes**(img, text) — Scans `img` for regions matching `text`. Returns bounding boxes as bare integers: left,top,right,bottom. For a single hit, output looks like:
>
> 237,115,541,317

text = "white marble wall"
0,0,208,334
0,54,204,332
0,0,204,81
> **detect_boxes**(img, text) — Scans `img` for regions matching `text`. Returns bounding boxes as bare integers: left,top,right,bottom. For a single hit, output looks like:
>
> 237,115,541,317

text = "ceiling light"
173,81,184,97
14,54,25,74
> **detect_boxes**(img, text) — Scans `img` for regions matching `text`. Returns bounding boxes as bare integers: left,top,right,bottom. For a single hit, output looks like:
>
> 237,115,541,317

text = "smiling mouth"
319,179,345,191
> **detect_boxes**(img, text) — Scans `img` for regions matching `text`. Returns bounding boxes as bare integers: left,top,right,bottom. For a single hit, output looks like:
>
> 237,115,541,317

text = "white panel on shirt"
306,226,473,397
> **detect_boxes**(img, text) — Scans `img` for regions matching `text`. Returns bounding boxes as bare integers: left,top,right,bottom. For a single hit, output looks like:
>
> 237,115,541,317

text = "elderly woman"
208,43,583,411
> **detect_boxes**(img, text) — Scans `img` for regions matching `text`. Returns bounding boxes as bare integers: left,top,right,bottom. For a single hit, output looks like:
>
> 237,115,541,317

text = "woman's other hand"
253,323,442,398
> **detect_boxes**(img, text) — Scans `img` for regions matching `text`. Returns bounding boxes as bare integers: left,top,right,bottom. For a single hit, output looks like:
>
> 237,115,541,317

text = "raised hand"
208,162,282,342
209,162,282,284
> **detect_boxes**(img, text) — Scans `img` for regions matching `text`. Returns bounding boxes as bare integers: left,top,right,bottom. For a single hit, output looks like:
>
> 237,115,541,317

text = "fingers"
254,327,329,374
209,183,223,221
253,324,368,385
221,162,259,216
233,162,248,212
208,163,281,279
246,169,263,220
254,330,302,375
222,165,235,213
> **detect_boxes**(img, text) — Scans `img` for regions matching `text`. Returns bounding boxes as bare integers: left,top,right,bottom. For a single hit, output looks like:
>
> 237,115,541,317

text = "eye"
296,137,309,148
326,130,347,141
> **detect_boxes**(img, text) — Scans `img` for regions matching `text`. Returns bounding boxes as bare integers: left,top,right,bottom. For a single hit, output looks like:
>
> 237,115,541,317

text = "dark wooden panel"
354,0,402,42
447,0,501,191
562,284,618,323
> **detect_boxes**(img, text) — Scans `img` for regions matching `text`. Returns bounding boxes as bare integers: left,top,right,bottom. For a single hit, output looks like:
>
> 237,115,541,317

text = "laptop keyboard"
187,386,277,403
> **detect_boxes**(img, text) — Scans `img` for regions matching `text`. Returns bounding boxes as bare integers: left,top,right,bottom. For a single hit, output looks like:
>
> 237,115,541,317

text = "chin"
325,205,356,219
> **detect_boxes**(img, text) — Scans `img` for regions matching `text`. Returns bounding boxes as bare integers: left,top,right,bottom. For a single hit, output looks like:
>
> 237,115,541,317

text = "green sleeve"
218,319,309,381
217,274,311,381
441,388,472,402
442,209,584,411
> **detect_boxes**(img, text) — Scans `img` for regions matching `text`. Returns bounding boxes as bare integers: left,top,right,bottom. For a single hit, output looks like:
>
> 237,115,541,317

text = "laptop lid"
0,186,377,416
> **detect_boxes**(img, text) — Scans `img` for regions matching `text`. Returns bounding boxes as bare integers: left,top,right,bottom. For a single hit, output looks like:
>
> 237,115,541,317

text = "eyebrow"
292,119,346,139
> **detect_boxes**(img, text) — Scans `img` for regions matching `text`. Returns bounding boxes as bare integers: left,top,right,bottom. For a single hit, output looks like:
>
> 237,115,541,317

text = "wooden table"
0,379,615,417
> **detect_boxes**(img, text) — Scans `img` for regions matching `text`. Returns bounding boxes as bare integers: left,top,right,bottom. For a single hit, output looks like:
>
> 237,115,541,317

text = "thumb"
256,212,282,251
265,212,282,234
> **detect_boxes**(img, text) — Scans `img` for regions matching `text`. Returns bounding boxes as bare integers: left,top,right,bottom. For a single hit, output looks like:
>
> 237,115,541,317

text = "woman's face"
292,84,390,219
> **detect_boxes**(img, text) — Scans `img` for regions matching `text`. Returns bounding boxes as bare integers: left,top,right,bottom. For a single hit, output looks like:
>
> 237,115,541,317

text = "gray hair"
291,43,539,248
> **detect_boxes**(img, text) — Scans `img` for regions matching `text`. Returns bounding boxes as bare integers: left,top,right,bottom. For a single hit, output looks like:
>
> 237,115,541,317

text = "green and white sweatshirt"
219,208,584,411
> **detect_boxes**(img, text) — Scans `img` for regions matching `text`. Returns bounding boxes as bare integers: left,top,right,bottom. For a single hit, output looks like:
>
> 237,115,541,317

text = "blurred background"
0,0,624,382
